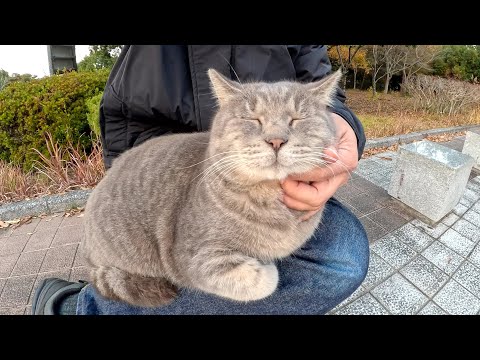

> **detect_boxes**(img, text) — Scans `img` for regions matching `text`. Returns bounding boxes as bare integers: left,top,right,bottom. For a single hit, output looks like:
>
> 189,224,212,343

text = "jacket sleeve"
287,45,366,158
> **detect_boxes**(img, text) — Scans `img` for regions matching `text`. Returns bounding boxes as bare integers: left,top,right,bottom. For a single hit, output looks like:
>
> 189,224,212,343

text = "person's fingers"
281,179,323,207
282,194,321,211
282,172,349,211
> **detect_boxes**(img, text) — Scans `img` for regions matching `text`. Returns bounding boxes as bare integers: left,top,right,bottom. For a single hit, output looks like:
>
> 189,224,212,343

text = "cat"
82,68,342,307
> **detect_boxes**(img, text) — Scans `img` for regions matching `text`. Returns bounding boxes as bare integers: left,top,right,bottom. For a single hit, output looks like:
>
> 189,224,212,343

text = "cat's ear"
305,69,343,106
208,69,242,105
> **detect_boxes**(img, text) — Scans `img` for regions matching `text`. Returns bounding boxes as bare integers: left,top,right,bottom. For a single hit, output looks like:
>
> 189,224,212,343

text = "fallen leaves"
362,144,399,158
425,131,466,143
64,207,85,217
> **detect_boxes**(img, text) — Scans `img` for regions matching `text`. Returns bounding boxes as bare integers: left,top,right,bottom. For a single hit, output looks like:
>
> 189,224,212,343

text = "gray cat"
82,69,341,307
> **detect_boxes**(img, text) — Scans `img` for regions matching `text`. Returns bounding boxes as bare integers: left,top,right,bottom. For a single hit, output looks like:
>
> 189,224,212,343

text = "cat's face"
207,69,341,182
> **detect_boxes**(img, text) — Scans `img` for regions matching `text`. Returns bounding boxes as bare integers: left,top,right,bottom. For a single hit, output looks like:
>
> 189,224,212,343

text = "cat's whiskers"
306,151,353,179
195,159,243,187
191,156,243,185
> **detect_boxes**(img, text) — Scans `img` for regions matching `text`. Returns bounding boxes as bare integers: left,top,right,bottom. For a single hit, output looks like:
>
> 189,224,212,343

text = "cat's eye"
243,117,261,124
289,117,306,126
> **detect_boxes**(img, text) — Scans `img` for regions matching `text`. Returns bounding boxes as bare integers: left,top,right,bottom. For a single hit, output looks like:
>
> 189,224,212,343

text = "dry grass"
0,133,105,205
346,89,480,138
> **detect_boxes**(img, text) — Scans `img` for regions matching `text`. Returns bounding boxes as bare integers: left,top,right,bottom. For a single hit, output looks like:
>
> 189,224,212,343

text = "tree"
432,45,480,82
399,45,441,93
327,45,364,89
8,73,37,83
78,45,123,72
0,69,9,90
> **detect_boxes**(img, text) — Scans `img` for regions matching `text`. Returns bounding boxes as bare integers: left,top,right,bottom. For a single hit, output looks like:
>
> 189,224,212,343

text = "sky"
0,45,90,78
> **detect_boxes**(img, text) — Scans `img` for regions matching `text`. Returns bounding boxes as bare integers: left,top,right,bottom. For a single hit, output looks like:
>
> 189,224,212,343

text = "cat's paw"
228,260,279,302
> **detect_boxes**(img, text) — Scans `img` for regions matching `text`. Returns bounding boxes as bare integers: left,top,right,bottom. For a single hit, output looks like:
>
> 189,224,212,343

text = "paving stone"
362,252,395,290
439,228,476,257
329,285,367,314
371,234,417,269
348,193,384,215
23,228,57,252
385,200,415,221
453,203,469,217
400,255,449,297
70,266,90,282
0,275,36,307
452,261,480,297
391,223,435,252
51,225,84,246
422,241,464,275
411,219,449,239
40,244,78,272
60,215,84,228
371,273,428,315
359,217,388,243
462,188,480,203
463,210,480,228
73,247,86,267
469,244,480,268
11,250,47,277
417,302,448,315
350,176,384,194
335,293,389,315
367,208,409,233
10,218,40,236
0,234,30,256
472,201,480,214
0,307,25,315
0,278,5,294
35,214,64,232
441,213,460,226
0,253,20,278
335,183,362,201
433,280,480,315
343,202,364,218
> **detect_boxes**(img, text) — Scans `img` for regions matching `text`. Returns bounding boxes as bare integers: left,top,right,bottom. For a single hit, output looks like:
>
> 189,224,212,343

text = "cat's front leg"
190,252,279,302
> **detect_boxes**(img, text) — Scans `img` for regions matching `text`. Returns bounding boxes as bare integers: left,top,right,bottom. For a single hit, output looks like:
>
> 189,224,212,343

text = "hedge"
0,69,109,169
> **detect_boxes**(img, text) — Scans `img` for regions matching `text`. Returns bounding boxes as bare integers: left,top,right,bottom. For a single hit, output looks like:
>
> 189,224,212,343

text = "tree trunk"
384,74,390,94
372,73,377,96
400,69,407,95
353,69,357,89
360,70,366,90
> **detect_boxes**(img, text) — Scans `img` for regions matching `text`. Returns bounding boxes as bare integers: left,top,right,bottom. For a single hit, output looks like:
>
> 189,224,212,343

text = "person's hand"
281,113,359,221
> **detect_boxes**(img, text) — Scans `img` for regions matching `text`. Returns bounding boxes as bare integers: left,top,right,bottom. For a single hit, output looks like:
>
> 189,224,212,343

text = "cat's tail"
89,266,178,307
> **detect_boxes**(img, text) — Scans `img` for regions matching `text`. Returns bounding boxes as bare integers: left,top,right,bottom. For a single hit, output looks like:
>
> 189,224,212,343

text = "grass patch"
0,133,104,205
346,89,480,138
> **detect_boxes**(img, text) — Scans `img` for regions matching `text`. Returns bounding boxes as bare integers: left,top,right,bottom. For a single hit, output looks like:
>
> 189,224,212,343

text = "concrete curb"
0,189,92,221
365,124,480,149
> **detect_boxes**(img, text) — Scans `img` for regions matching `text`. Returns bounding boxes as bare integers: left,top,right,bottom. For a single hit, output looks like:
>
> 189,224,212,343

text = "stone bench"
462,130,480,171
388,140,474,223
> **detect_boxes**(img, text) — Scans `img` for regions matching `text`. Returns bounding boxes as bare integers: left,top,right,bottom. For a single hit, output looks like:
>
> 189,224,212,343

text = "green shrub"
86,92,103,138
0,69,109,169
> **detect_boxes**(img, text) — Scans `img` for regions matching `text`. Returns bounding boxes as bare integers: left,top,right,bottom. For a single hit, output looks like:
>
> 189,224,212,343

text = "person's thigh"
77,197,369,315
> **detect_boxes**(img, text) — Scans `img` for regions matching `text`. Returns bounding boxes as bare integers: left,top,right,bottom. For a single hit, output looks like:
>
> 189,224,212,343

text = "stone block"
462,130,480,171
388,141,474,223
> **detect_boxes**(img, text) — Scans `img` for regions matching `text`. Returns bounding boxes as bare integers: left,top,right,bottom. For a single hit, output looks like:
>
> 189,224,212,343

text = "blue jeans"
76,197,369,315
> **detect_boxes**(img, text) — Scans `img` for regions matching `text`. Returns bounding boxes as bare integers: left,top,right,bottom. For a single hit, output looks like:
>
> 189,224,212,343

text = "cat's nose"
265,138,287,151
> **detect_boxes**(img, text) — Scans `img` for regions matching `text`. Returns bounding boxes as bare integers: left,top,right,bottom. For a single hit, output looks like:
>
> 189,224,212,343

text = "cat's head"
207,69,342,182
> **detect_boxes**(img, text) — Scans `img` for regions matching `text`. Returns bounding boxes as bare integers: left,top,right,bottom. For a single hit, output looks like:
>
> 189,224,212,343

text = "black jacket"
99,45,366,168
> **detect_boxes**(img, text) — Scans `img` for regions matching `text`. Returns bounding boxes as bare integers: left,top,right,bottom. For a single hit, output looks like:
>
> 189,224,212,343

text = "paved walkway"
0,136,479,315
